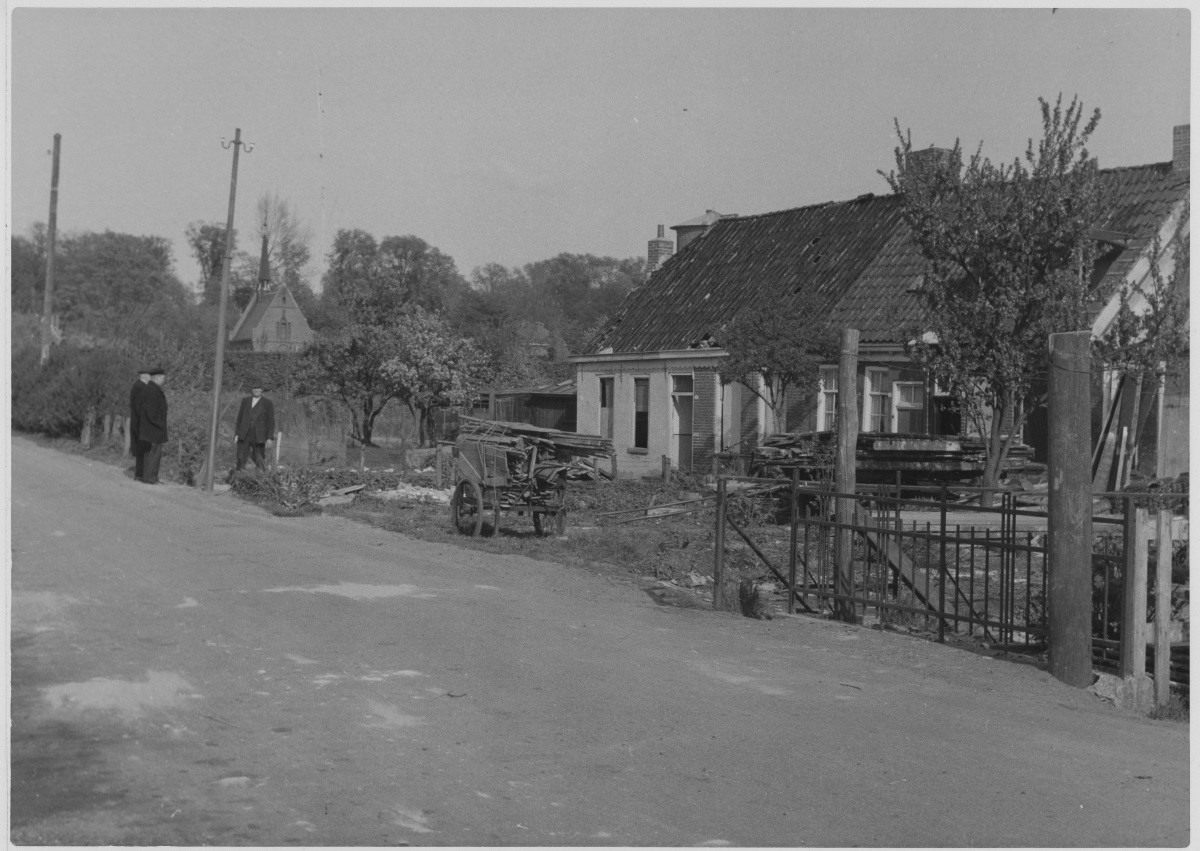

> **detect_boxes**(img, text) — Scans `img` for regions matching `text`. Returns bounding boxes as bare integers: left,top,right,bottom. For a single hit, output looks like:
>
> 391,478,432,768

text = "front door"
671,375,694,471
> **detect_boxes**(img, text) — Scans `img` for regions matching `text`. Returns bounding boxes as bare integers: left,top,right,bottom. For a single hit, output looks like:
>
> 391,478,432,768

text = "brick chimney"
906,146,954,179
1173,124,1189,172
647,224,674,272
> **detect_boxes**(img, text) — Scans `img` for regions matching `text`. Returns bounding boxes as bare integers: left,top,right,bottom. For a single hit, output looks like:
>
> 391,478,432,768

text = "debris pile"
457,417,615,483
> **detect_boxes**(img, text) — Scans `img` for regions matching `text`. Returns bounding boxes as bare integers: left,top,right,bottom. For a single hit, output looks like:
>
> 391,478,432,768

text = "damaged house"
573,125,1189,483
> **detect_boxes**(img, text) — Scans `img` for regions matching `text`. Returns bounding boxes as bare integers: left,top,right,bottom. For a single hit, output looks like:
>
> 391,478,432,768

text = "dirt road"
9,437,1190,845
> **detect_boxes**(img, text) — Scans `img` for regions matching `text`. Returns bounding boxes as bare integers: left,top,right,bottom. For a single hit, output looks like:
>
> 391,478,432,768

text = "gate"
713,474,1188,693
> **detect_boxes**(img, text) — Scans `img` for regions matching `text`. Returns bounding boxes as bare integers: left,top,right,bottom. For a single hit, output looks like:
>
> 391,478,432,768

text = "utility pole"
202,128,253,491
833,328,860,622
1047,330,1093,687
40,133,61,366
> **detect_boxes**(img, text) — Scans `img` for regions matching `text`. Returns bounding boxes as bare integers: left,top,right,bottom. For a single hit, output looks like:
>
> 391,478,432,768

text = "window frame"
863,367,891,433
891,380,927,434
818,366,838,432
598,376,615,440
633,377,650,449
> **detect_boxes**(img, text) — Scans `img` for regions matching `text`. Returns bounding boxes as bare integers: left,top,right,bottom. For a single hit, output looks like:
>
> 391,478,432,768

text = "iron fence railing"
713,476,1188,690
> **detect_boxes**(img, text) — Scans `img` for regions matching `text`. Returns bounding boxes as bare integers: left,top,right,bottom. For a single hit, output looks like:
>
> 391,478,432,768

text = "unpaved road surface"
9,437,1190,846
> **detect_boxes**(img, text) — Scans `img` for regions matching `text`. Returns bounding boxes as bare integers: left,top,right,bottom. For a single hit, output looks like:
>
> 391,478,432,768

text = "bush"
229,466,327,510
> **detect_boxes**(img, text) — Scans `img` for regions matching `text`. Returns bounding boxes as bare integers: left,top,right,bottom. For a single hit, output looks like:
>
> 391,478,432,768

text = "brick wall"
1173,124,1190,172
692,367,719,473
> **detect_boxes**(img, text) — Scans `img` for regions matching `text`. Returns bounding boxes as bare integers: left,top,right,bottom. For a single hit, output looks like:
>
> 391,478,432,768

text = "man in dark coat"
129,369,151,480
234,382,276,472
138,367,169,485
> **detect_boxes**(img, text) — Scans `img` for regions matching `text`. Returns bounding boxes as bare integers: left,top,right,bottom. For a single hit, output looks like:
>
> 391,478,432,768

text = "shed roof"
587,162,1187,355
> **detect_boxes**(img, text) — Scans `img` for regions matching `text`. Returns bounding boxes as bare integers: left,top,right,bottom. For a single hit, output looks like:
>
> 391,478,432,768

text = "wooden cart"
449,435,568,537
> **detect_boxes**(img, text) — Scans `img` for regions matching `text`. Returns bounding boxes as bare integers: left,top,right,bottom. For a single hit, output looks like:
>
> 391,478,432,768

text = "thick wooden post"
833,328,860,622
1047,331,1093,687
1120,503,1149,678
40,133,61,366
1154,509,1174,704
713,477,727,610
788,466,799,615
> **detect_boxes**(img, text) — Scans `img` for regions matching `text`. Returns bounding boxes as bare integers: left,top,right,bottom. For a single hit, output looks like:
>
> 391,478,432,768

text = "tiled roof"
229,290,274,343
587,162,1187,355
593,193,904,353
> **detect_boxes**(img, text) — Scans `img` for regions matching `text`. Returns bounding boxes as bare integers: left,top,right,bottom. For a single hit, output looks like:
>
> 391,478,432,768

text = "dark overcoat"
235,395,276,444
129,379,147,449
139,382,169,444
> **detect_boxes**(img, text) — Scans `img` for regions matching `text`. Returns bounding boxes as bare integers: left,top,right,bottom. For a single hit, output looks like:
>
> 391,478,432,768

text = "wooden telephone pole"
202,129,253,491
39,133,61,366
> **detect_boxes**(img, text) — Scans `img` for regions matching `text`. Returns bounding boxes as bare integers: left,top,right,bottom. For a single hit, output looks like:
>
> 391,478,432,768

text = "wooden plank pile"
457,416,615,484
458,416,614,458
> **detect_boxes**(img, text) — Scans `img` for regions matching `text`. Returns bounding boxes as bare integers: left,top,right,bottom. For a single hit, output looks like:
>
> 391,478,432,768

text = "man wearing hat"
129,368,152,480
234,381,276,472
138,366,169,484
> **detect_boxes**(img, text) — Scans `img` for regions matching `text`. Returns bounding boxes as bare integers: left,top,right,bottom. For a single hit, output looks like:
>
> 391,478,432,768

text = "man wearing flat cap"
138,367,169,484
234,381,276,472
129,368,152,480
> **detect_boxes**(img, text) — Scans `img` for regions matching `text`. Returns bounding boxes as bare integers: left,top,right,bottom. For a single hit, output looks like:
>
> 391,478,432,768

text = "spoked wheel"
450,480,484,537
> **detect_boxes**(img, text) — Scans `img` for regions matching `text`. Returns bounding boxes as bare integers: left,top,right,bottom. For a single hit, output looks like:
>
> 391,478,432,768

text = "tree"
882,95,1108,500
1094,218,1190,384
522,253,646,351
11,224,47,314
299,323,405,446
252,191,313,294
318,229,468,328
185,221,234,306
380,308,487,445
718,292,838,434
47,230,195,342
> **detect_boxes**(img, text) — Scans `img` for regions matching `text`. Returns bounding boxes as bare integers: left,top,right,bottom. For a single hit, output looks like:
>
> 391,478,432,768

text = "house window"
599,377,614,440
633,378,650,449
864,368,891,433
818,367,838,431
892,381,927,433
276,318,291,342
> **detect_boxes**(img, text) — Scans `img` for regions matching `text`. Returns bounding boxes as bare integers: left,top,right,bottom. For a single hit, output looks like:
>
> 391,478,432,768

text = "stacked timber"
752,430,1035,482
458,416,615,458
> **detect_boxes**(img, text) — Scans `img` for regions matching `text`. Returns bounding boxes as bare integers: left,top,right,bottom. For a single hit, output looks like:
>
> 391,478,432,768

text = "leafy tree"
11,224,47,314
299,323,404,446
379,308,488,445
882,95,1108,499
522,253,646,351
185,221,234,306
718,292,838,434
35,229,195,345
318,229,468,328
1094,216,1190,383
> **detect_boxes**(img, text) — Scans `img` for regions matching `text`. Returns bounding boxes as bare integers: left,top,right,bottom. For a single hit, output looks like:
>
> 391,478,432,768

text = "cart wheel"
484,487,502,537
450,480,484,537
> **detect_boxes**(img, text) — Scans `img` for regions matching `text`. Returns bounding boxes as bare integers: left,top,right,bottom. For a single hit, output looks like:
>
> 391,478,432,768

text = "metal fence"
714,475,1188,691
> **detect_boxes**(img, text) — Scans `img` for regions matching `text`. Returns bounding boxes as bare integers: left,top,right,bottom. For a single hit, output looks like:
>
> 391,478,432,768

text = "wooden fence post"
1119,502,1149,679
713,477,727,610
661,454,671,483
1047,330,1093,687
1154,509,1174,704
833,328,860,622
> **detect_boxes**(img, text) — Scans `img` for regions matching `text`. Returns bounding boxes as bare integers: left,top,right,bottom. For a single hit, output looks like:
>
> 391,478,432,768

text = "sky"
7,5,1192,296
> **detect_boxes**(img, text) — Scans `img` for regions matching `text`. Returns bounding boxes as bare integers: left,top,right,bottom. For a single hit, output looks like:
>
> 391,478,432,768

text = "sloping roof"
594,193,904,353
229,290,274,343
587,162,1187,355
